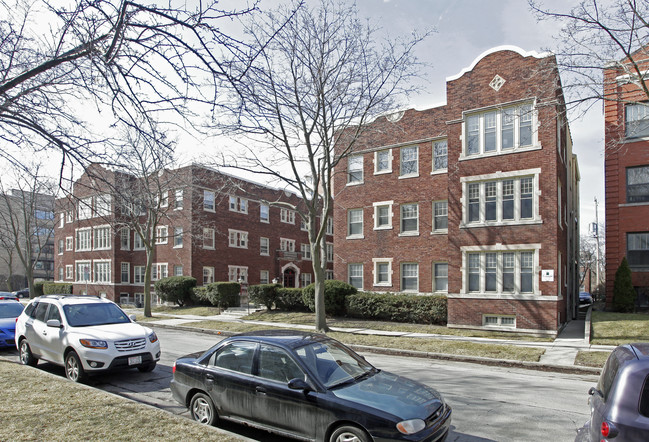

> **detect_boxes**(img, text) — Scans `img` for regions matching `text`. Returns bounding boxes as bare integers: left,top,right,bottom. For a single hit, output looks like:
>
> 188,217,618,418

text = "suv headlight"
79,339,108,349
148,332,158,344
396,418,426,435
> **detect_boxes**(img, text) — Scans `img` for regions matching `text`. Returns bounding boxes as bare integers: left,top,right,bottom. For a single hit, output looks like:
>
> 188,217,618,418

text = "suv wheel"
65,351,87,383
19,339,38,366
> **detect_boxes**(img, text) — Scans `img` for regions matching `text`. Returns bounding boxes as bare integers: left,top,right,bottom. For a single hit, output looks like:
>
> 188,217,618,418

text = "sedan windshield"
295,340,375,388
63,303,131,327
0,302,24,318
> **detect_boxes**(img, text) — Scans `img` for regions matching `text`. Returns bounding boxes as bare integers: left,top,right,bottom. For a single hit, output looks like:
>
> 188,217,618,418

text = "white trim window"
348,155,364,184
159,191,168,208
59,213,64,228
173,227,183,248
203,190,215,211
373,201,393,230
260,270,270,284
462,170,540,226
401,263,419,292
326,243,334,262
155,225,168,244
280,238,295,252
280,208,295,224
76,228,91,251
484,315,516,327
66,236,73,251
433,262,448,292
229,196,248,214
229,229,248,248
260,203,270,223
432,140,448,172
120,228,130,250
133,232,145,250
152,263,168,281
326,217,334,235
93,226,111,250
134,266,145,284
260,237,269,256
301,243,311,260
174,189,183,210
78,197,93,220
300,273,312,287
58,239,64,255
464,248,537,295
347,208,363,238
400,203,419,235
66,210,73,223
399,146,418,177
348,263,363,289
203,266,214,285
76,261,91,282
121,262,130,283
300,219,308,231
65,265,73,280
174,265,183,276
373,258,392,286
326,270,334,280
58,267,64,281
228,266,248,283
625,103,649,138
433,201,448,232
374,149,392,174
463,102,536,157
203,228,215,249
95,194,111,217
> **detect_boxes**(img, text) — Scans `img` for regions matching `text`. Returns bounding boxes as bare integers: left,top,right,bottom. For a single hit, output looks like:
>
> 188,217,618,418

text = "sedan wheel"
65,351,87,383
190,392,217,425
330,425,370,442
19,339,38,366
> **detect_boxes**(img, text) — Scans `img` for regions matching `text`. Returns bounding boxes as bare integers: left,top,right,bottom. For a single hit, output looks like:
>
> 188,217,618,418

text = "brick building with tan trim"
333,46,580,335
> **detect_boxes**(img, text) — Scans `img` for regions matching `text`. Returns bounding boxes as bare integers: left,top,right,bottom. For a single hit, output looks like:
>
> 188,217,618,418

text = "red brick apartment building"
334,46,580,335
604,48,649,309
54,164,333,305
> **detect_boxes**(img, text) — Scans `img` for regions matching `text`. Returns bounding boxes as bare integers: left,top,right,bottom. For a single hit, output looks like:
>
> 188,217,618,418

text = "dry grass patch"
575,350,610,368
152,305,223,316
591,311,649,345
0,361,242,441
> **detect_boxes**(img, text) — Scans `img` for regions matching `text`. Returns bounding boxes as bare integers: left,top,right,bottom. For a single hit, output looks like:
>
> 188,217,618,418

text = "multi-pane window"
375,149,391,173
121,262,130,283
401,263,419,291
433,140,448,172
300,273,312,287
484,315,516,327
326,217,334,235
433,201,448,231
59,213,64,228
174,189,183,209
95,194,111,217
134,266,145,284
348,155,363,183
152,263,168,281
326,270,334,280
464,175,537,225
120,228,130,250
434,263,448,292
66,236,73,251
174,265,183,276
400,203,418,233
464,103,535,156
260,204,269,222
300,219,308,231
78,197,93,220
280,208,295,224
203,267,214,285
76,228,91,251
628,232,649,268
94,261,111,283
374,202,392,229
228,266,248,283
66,210,73,223
374,260,391,286
627,166,649,203
348,263,363,289
76,261,91,282
466,250,535,294
65,265,73,280
155,226,168,244
229,196,248,213
160,191,169,208
260,237,269,255
58,267,64,281
133,233,144,250
58,239,64,255
260,270,270,284
400,146,418,176
347,208,363,237
625,103,649,138
280,238,295,252
301,243,311,260
203,190,215,211
203,228,215,249
173,227,183,247
229,229,248,248
93,226,111,250
326,243,334,262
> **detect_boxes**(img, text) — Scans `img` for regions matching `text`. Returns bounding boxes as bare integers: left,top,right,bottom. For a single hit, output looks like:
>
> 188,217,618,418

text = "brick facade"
333,46,580,335
54,164,333,304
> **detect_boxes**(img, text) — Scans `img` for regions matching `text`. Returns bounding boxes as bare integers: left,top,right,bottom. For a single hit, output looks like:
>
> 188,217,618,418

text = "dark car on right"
576,343,649,441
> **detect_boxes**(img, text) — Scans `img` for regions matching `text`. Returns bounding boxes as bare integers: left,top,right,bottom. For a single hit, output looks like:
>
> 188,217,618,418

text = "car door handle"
255,386,267,395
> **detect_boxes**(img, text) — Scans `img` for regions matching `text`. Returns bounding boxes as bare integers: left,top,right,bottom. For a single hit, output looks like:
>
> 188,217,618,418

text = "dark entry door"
283,269,295,287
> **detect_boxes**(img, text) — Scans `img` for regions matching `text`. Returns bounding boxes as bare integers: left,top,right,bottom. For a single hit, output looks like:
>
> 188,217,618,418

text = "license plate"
128,355,142,366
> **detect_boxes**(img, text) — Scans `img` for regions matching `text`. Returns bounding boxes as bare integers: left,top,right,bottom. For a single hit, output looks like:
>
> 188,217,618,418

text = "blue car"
0,300,24,349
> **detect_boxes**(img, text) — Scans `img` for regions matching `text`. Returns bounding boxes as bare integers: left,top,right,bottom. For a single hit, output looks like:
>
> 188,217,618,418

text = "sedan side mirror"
288,378,312,393
588,387,603,398
46,319,62,328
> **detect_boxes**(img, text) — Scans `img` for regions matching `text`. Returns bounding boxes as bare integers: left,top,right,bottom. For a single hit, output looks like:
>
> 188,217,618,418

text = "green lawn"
590,311,649,345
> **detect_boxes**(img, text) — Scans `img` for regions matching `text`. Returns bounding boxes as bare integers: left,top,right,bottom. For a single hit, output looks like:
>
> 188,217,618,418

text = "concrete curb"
148,322,603,376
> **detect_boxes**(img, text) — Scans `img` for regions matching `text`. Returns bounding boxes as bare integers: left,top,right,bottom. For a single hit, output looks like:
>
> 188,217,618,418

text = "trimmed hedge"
154,276,197,306
202,282,241,309
42,283,73,295
276,287,307,311
302,280,356,316
346,292,447,325
248,284,282,310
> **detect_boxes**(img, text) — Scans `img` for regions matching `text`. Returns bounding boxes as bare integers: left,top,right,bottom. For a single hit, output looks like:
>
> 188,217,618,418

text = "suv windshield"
0,302,24,318
63,303,130,327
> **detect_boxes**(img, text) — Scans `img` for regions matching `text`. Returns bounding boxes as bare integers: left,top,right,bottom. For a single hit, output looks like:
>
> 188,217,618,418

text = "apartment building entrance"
283,268,296,288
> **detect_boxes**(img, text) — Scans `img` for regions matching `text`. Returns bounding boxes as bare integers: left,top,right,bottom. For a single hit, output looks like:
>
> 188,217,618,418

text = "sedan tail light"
601,421,618,438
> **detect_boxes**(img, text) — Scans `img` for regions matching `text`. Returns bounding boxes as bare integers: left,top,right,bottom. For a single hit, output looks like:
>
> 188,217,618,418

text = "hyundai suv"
15,295,161,382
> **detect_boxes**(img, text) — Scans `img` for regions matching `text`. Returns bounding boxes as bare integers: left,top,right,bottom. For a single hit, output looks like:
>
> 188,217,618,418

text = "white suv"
15,295,161,382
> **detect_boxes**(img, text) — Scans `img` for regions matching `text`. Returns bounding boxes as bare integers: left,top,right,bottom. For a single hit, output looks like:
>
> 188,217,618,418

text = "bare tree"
220,0,429,331
0,164,56,297
0,0,256,174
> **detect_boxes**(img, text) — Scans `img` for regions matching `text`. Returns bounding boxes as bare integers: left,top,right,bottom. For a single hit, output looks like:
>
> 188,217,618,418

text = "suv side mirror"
129,314,137,322
46,319,62,328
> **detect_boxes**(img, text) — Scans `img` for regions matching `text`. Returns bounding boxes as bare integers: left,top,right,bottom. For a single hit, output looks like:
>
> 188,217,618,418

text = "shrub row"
194,282,240,309
154,276,197,306
42,283,74,295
